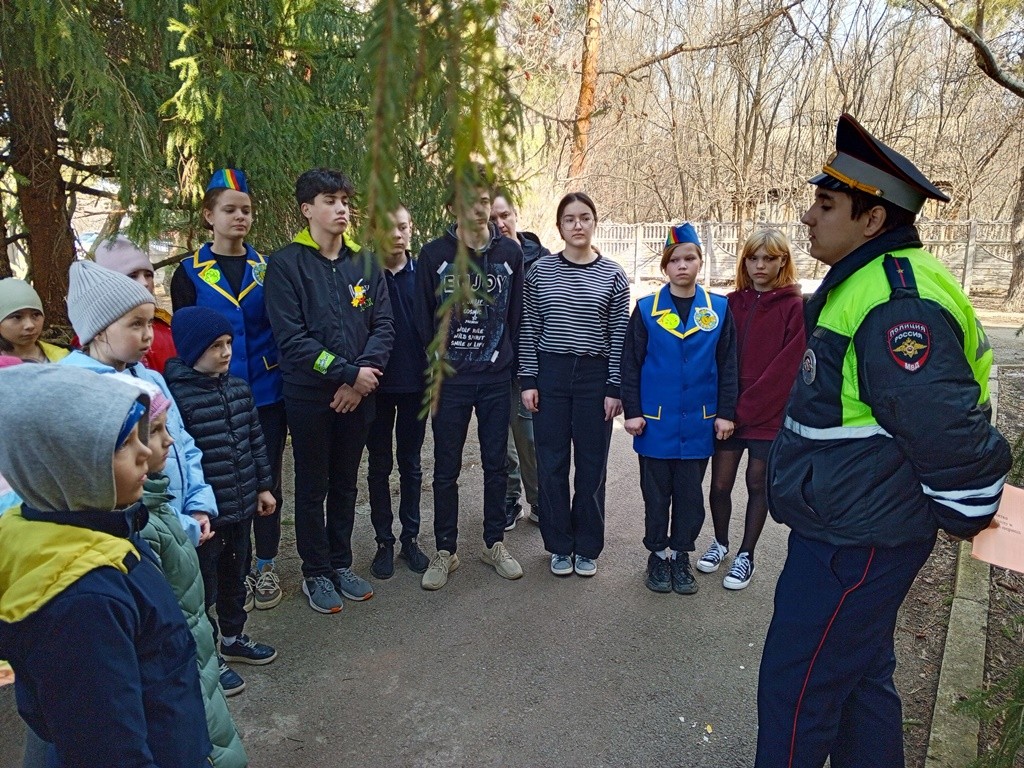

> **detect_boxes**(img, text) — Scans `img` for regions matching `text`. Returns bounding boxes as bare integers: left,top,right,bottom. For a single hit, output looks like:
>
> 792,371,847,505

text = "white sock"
221,635,237,646
656,550,669,560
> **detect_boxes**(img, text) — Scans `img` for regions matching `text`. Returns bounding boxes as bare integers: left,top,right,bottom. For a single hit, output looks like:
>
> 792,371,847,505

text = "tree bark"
1004,163,1024,310
569,0,602,181
1,31,75,324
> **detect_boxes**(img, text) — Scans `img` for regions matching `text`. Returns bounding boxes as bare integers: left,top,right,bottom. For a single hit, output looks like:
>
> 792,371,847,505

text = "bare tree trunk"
2,47,75,325
569,0,602,181
0,200,13,279
1004,163,1024,310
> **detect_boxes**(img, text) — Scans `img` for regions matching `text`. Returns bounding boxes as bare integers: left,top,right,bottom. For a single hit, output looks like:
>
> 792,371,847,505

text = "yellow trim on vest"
650,285,713,340
643,405,662,421
702,405,716,420
190,248,266,307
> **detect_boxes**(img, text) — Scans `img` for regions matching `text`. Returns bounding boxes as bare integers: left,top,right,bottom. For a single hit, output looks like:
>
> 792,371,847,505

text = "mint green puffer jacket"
142,475,248,768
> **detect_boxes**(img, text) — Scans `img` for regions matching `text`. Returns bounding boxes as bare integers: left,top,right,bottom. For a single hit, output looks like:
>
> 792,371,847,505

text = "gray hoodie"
0,366,149,512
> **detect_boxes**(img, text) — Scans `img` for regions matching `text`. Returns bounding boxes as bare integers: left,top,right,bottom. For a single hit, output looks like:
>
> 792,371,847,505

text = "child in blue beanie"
165,306,278,696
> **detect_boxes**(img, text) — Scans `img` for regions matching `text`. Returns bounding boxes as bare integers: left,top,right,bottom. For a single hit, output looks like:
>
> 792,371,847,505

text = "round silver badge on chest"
801,348,816,385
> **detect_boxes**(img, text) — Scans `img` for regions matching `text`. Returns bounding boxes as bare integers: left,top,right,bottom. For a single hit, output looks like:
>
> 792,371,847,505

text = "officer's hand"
522,388,539,413
714,418,735,440
624,417,646,436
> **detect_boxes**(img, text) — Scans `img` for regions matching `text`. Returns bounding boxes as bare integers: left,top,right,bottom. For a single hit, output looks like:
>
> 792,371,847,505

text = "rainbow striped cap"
206,168,249,194
665,222,700,249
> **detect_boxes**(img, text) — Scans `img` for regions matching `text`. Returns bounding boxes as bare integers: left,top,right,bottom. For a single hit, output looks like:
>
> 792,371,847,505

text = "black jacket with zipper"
164,358,272,528
265,228,395,404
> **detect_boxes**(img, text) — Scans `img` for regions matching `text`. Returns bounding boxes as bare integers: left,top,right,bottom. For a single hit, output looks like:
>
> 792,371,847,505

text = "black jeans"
254,400,287,561
367,390,426,546
533,353,612,560
287,398,372,578
198,517,252,640
431,377,510,554
639,456,709,553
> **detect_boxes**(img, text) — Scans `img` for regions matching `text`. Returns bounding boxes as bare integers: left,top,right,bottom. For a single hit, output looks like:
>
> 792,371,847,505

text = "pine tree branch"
917,0,1024,99
59,156,115,176
66,182,118,199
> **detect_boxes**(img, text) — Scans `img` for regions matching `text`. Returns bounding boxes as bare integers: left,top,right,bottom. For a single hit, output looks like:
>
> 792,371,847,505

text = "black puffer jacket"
164,358,273,528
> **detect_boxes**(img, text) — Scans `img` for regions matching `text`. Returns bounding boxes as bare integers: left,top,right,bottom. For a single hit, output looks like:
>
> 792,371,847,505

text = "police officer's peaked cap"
810,114,950,213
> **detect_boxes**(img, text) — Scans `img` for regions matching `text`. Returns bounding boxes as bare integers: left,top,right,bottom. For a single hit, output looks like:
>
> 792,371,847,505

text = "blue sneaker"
220,634,277,665
303,575,343,614
333,567,374,601
574,555,597,577
550,553,573,576
218,656,245,697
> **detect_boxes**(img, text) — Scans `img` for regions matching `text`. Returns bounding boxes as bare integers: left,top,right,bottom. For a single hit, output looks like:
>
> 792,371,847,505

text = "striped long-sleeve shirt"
518,253,631,396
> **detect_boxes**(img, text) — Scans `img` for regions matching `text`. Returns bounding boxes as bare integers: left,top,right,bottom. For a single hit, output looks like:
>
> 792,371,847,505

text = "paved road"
1,317,1019,768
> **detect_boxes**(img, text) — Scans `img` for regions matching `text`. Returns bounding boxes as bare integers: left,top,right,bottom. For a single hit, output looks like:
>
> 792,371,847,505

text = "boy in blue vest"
621,223,737,595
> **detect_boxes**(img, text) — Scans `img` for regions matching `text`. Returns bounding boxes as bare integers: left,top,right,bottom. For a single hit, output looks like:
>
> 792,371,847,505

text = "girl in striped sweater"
519,192,630,578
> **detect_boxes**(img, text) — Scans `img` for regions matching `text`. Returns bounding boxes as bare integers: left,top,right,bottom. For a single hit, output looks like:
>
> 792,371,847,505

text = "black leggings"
708,446,768,556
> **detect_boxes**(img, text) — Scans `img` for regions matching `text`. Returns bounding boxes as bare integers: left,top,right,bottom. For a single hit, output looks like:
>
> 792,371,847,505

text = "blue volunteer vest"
634,284,728,459
181,243,283,407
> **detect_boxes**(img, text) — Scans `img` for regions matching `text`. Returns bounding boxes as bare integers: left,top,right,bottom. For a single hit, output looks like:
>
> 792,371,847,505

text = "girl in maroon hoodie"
698,229,804,590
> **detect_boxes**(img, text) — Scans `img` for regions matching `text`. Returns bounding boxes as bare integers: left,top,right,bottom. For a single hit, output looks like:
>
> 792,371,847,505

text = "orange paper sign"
972,483,1024,574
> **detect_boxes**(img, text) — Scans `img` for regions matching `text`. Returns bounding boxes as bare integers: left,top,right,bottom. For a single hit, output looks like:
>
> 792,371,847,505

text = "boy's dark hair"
847,189,916,232
446,162,492,207
295,168,356,208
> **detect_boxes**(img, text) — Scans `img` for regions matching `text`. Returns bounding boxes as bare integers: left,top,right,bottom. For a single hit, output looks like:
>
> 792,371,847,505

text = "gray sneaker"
422,550,460,590
302,576,343,614
550,553,573,576
333,567,374,601
481,541,523,580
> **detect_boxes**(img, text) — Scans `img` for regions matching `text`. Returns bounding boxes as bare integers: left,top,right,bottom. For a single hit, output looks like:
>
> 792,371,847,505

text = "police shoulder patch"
887,321,931,372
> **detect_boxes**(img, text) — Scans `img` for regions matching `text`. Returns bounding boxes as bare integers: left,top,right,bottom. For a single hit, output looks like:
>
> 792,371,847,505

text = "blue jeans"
367,391,427,545
533,353,612,559
431,377,511,554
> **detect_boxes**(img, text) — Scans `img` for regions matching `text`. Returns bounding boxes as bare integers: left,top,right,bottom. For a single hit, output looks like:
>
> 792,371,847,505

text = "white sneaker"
422,550,460,590
481,541,523,580
696,540,729,573
723,552,755,590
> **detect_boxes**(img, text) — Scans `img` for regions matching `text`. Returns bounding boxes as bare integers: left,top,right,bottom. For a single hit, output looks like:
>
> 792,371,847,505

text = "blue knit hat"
171,306,234,368
665,222,701,250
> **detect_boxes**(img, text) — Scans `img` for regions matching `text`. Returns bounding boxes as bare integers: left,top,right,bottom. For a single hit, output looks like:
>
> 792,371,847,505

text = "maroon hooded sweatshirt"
728,283,805,441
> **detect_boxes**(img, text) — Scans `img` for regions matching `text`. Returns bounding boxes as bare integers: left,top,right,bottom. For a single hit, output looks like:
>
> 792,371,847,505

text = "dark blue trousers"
367,390,426,545
755,530,935,768
431,377,511,554
533,353,612,560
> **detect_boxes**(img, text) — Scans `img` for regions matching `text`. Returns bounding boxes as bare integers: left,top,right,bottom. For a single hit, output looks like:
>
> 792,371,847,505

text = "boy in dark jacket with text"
166,306,277,695
265,168,395,614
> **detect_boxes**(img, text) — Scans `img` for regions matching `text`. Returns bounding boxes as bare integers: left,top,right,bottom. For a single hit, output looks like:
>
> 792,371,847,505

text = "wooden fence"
595,221,1018,298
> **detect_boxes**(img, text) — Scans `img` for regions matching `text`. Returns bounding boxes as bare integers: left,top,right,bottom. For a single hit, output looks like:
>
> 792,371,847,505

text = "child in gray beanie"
60,260,219,548
0,365,212,767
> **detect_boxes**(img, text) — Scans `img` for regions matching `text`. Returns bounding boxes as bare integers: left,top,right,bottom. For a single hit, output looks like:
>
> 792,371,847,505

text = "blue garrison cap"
665,222,701,249
206,168,249,194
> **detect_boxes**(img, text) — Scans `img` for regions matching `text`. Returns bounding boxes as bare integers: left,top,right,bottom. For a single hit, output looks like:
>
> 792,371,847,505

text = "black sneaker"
370,543,395,579
218,656,245,697
504,501,525,531
645,553,672,593
671,554,699,595
399,539,430,573
220,634,278,666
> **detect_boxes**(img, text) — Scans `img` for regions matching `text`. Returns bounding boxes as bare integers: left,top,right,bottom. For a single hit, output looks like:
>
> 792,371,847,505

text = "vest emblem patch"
694,307,719,332
658,313,681,330
887,322,931,372
251,262,266,286
201,267,221,285
801,348,816,385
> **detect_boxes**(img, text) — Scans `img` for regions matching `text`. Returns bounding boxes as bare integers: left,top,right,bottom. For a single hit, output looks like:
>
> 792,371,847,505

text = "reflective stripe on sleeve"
784,416,893,440
921,474,1007,518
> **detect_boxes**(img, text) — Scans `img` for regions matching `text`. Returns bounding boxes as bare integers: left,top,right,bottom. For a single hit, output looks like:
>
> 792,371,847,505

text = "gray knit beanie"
67,260,155,344
0,365,150,512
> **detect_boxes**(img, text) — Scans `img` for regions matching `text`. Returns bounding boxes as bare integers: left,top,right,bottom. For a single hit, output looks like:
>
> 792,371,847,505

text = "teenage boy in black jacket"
414,166,525,590
265,168,395,615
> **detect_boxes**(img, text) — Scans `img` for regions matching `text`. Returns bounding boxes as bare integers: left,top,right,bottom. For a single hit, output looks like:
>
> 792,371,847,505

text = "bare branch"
66,182,118,200
601,0,806,80
917,0,1024,99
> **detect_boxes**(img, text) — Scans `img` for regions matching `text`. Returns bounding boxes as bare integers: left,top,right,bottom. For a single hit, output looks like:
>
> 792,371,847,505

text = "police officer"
755,114,1011,767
